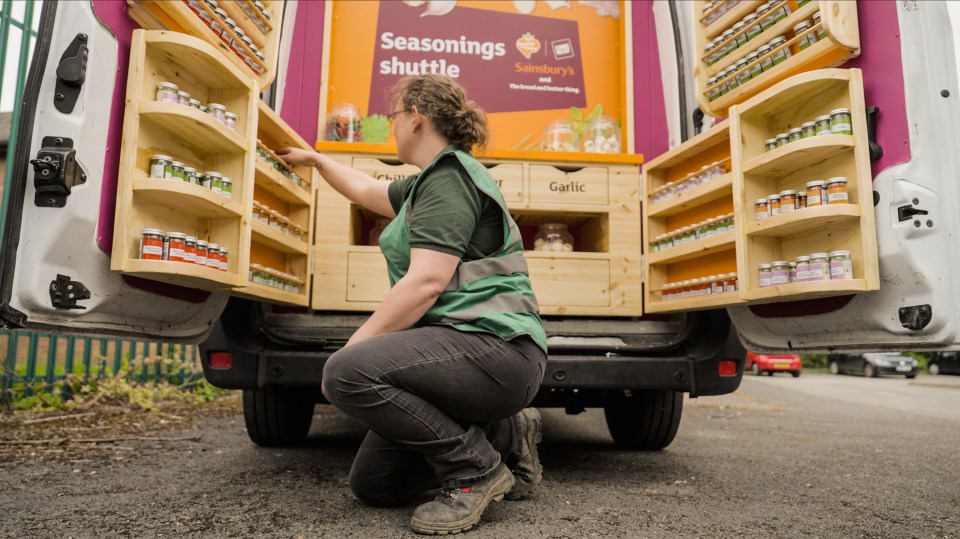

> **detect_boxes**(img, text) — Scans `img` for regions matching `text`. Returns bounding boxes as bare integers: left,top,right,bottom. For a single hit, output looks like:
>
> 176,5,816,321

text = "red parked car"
746,352,802,378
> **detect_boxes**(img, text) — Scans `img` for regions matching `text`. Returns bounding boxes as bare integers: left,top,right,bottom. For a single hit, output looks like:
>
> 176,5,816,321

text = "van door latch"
897,202,928,222
49,274,90,310
30,136,86,208
54,33,88,114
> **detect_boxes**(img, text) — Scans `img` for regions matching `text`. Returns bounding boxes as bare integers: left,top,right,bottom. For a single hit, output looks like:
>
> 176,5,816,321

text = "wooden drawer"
346,251,390,302
527,257,610,307
529,165,609,205
486,163,524,202
352,157,420,182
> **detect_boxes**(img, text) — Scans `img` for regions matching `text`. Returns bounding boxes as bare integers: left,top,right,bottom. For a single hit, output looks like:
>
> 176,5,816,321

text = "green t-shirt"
387,154,504,260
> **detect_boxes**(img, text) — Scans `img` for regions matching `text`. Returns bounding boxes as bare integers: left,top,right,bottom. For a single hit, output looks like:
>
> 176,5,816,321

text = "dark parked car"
928,352,960,375
828,353,918,378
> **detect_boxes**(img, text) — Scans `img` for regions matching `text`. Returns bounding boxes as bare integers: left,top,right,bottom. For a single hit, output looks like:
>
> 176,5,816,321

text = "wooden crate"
112,30,257,289
312,145,644,317
731,68,879,302
127,0,283,88
694,0,860,118
231,101,317,306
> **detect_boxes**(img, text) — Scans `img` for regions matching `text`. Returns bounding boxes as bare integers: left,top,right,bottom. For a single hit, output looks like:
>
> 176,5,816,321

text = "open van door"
726,1,960,353
0,1,228,340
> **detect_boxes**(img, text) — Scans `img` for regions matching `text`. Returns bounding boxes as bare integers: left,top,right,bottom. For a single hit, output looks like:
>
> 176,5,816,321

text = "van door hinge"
49,274,90,310
30,137,86,208
54,33,88,114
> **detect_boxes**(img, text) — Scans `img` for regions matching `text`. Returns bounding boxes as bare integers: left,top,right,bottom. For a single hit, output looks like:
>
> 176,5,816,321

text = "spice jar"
735,58,751,85
224,112,238,131
182,166,198,185
205,243,220,269
795,255,811,282
207,103,227,124
325,103,363,142
788,127,802,143
534,223,574,252
755,198,770,219
830,108,853,135
744,13,762,41
806,180,826,207
140,229,165,260
814,10,825,39
829,250,854,280
764,138,777,152
794,21,815,50
826,177,849,204
789,262,797,283
204,171,223,192
758,263,773,288
756,2,774,30
770,260,790,286
541,120,579,152
583,116,622,154
798,193,807,208
770,36,791,64
184,236,198,264
815,115,832,135
155,82,179,104
773,133,787,148
196,240,208,266
188,98,202,110
170,161,185,181
166,232,187,262
747,51,763,78
218,247,229,271
801,121,816,139
149,155,173,179
757,44,774,71
767,194,782,216
708,77,721,102
369,218,391,246
779,189,798,212
724,273,738,292
220,177,233,198
808,252,830,281
732,21,747,46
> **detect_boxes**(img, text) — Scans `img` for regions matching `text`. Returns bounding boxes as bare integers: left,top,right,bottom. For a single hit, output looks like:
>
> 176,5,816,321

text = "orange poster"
322,0,628,152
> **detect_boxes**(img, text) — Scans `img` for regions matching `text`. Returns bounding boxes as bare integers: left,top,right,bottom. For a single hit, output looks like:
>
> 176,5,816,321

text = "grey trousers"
322,325,546,506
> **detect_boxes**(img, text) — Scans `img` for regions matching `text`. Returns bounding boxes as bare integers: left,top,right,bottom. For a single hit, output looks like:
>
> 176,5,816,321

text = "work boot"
409,462,515,535
505,407,543,500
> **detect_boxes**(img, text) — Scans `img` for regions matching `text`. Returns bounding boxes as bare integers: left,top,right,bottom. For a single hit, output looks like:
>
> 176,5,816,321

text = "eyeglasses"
386,108,408,121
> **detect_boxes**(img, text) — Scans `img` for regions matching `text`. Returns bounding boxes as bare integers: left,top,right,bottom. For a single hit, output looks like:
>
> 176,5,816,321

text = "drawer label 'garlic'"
550,181,586,192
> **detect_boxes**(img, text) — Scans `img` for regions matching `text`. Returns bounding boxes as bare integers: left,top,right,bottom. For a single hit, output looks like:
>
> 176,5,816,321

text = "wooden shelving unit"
731,68,879,300
643,122,744,313
694,0,860,117
314,146,644,316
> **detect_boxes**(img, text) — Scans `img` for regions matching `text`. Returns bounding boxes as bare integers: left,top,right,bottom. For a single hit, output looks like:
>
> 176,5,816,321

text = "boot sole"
505,408,543,501
410,468,515,535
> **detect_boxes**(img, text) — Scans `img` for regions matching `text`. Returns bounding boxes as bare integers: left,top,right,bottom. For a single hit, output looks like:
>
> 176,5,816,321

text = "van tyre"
603,389,682,450
243,386,315,447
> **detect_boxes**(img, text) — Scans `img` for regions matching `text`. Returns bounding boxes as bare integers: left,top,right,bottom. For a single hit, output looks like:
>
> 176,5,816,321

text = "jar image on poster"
326,103,363,142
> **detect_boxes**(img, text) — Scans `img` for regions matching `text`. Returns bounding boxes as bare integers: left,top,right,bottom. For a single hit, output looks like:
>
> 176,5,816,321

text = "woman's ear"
410,105,422,132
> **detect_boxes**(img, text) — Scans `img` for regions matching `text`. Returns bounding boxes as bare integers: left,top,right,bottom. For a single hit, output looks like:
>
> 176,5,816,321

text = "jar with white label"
182,166,198,185
830,108,853,135
166,232,187,262
184,236,197,264
195,240,208,266
765,138,777,152
744,13,762,41
788,127,802,143
204,171,223,192
755,198,770,219
747,51,763,78
758,263,773,288
775,133,789,147
155,82,179,104
806,180,826,207
815,115,832,135
770,261,790,286
789,262,797,283
758,44,774,71
149,155,173,179
808,252,830,281
224,112,238,131
220,177,233,198
829,250,853,280
207,103,227,124
801,121,816,139
767,194,782,216
795,255,811,282
826,176,849,204
779,189,798,212
170,161,186,181
205,243,220,269
140,228,165,260
770,36,791,65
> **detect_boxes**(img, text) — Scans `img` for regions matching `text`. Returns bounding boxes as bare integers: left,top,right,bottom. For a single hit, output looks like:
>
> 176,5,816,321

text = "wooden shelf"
648,230,736,265
647,173,733,218
131,178,244,218
745,204,860,237
703,0,765,40
254,159,311,205
524,250,611,260
742,135,854,176
744,278,869,303
251,219,309,255
645,291,745,313
234,281,308,306
705,0,819,78
140,101,247,154
315,141,645,166
119,259,241,289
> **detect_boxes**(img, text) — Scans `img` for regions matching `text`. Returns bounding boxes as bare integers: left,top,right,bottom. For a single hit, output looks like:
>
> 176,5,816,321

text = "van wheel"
829,361,840,375
243,386,316,447
603,390,683,450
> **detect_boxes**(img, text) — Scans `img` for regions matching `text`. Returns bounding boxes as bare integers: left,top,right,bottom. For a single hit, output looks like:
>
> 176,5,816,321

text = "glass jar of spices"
808,252,830,281
224,112,238,131
795,255,811,282
166,232,187,262
747,51,762,78
184,236,198,264
826,177,849,204
794,21,814,50
829,250,853,280
155,82,179,104
170,161,185,181
204,171,223,192
779,189,798,212
220,177,232,198
205,243,220,269
757,44,774,71
770,36,790,64
788,127,802,143
830,108,853,135
149,155,173,179
140,229,165,260
767,193,782,216
176,90,191,106
743,13,762,40
189,98,202,110
764,138,777,152
815,114,832,136
207,103,227,124
755,198,770,219
814,11,825,39
801,121,816,138
806,180,826,207
196,240,208,266
218,247,229,271
775,133,789,147
770,261,790,286
758,263,773,288
182,166,198,185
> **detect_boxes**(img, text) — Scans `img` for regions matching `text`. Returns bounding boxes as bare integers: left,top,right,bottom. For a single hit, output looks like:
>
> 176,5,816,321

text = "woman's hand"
275,147,320,168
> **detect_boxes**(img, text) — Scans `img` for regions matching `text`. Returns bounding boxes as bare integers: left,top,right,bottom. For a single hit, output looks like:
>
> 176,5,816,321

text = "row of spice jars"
650,162,727,205
155,82,239,131
660,273,739,301
755,177,849,219
190,0,266,74
758,250,854,287
701,0,741,26
704,1,790,66
249,264,303,294
149,155,234,198
707,34,791,101
255,142,306,189
252,201,306,241
763,108,853,151
139,228,229,270
651,213,735,252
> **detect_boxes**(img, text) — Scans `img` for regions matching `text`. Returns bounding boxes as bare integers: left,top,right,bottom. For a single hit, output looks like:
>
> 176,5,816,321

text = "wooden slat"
741,135,854,176
140,101,247,155
251,220,309,255
702,0,765,39
132,178,245,218
118,259,242,289
646,173,733,218
745,204,860,238
647,230,736,265
645,291,745,313
231,281,309,306
254,159,311,205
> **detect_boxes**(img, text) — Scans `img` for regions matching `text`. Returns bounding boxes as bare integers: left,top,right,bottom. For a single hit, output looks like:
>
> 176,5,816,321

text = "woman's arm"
276,147,396,218
347,247,460,346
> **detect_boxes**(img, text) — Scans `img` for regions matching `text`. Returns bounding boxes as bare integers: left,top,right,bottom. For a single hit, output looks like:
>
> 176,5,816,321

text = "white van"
3,0,959,448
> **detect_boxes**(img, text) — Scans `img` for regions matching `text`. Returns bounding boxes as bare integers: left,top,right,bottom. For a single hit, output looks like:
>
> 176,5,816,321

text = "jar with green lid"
735,59,751,85
801,121,816,138
220,177,232,198
747,51,762,78
149,155,173,179
775,133,789,147
815,114,832,135
830,108,853,135
170,161,185,181
770,37,790,64
787,127,802,143
758,263,773,288
764,138,777,152
204,171,223,192
757,44,774,71
743,13,762,41
156,82,179,104
813,10,825,39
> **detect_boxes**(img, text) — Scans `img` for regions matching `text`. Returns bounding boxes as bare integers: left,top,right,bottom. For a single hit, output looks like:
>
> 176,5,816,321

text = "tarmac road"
2,372,959,538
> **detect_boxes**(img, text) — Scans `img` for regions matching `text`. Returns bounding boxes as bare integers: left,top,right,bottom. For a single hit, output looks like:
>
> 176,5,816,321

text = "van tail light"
718,360,738,377
208,351,232,369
